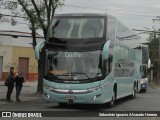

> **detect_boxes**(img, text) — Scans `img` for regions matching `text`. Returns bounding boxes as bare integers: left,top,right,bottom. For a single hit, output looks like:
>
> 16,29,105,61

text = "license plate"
65,96,76,100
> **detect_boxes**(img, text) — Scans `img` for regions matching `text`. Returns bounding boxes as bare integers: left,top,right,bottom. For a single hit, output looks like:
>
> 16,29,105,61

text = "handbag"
4,80,10,86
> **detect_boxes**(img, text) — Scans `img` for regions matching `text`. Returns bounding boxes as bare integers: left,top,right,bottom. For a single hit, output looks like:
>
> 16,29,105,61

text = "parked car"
140,77,148,92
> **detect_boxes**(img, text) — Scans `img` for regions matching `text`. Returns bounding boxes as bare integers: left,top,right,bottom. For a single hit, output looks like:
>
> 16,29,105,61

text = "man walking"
6,67,15,102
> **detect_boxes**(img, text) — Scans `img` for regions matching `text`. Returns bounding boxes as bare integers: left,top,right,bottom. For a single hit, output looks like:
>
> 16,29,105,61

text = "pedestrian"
14,71,24,102
6,67,15,102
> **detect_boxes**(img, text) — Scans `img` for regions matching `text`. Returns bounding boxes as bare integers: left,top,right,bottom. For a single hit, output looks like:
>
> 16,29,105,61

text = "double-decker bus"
35,13,142,107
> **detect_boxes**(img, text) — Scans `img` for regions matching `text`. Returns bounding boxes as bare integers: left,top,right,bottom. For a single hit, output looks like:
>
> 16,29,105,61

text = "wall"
0,45,13,80
0,31,43,81
12,46,38,81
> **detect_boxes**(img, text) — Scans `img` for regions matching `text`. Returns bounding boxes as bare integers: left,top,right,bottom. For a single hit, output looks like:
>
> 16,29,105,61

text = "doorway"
19,57,29,80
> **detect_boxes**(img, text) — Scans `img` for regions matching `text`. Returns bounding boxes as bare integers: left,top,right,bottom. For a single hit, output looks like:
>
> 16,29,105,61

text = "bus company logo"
68,90,73,94
2,112,11,117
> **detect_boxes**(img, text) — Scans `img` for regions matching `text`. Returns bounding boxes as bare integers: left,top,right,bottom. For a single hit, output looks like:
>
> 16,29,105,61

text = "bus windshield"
49,17,105,39
45,50,102,81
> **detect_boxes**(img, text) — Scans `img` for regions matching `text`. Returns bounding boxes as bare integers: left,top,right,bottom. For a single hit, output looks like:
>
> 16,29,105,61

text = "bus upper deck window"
53,19,71,38
81,19,103,38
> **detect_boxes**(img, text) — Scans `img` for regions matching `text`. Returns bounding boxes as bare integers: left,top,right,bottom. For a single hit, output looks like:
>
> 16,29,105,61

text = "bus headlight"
87,86,101,92
44,92,50,99
87,82,108,92
141,80,145,84
43,84,55,91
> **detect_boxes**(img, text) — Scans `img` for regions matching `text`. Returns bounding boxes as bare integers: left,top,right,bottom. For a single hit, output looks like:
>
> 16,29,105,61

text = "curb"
0,93,43,105
0,84,33,87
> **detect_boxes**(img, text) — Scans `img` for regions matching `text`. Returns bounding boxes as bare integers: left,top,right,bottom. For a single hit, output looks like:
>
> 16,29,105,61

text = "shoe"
6,100,13,102
16,99,21,102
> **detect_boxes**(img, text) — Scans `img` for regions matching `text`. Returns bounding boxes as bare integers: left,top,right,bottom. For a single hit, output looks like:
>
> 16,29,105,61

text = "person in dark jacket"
14,71,24,102
6,67,15,102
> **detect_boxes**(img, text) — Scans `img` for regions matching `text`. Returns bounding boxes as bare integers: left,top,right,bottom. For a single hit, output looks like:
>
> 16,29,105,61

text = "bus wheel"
108,91,116,108
130,84,136,99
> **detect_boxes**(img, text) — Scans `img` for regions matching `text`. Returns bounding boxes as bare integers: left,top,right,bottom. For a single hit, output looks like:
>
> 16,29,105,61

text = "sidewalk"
149,81,160,89
0,81,42,105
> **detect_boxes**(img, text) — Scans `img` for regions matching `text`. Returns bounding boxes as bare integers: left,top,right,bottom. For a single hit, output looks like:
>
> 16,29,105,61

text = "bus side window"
108,57,113,73
140,65,147,78
140,66,142,77
103,57,113,76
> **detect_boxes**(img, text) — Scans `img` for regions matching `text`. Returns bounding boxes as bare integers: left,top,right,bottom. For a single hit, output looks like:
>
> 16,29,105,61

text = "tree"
0,0,64,93
147,30,160,83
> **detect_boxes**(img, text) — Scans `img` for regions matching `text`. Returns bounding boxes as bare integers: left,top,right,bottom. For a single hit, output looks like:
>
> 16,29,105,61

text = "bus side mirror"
35,41,45,60
102,41,111,60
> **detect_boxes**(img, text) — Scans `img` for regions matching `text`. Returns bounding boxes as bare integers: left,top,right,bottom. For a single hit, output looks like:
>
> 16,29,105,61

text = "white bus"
35,13,142,107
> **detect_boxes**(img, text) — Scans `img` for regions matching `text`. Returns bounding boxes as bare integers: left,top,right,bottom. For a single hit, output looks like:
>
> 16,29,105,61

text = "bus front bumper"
43,87,112,104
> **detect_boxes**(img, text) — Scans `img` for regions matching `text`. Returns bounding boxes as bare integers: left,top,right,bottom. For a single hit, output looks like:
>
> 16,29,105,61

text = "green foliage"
11,17,17,26
0,0,64,38
0,0,65,92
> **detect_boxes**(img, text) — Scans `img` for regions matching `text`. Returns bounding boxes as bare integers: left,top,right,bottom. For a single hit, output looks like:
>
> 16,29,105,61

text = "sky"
1,0,160,42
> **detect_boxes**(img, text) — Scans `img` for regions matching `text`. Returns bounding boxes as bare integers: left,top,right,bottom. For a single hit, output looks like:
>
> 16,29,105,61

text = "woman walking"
15,71,24,102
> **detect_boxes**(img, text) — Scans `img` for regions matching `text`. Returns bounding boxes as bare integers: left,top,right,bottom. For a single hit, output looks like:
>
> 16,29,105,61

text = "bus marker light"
44,93,50,99
93,94,102,100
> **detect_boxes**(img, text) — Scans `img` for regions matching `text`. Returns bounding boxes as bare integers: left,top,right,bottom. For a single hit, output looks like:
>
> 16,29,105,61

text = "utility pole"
153,16,160,84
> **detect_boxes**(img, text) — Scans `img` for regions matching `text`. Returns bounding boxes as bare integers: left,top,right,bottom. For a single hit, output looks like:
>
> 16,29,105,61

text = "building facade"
0,30,43,81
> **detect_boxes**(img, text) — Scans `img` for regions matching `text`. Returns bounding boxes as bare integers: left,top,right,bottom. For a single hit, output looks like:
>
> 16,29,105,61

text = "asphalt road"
0,85,160,120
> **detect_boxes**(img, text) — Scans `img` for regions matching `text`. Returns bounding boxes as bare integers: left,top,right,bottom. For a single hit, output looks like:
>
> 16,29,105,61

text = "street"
1,83,160,111
0,83,160,120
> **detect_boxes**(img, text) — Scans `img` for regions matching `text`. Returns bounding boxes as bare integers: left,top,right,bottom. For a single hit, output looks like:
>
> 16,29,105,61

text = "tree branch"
51,0,56,20
43,0,49,21
43,0,48,11
48,0,52,25
17,0,32,19
31,0,40,17
31,0,47,37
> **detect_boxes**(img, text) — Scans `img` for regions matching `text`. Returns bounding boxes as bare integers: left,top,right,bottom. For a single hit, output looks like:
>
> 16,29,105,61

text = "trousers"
16,86,22,100
6,84,14,100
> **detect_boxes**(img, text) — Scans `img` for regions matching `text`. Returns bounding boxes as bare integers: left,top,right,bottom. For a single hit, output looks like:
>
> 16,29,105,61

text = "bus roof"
54,13,110,17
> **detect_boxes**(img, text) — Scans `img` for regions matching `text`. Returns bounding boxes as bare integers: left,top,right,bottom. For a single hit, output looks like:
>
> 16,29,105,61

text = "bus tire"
136,81,139,92
108,90,116,108
130,84,136,99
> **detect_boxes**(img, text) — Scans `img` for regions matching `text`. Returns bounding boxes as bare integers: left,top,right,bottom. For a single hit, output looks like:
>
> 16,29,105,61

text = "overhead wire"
64,4,160,18
1,4,160,19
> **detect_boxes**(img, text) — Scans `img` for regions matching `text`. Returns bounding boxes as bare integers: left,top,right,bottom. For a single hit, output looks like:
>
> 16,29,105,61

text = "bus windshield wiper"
46,73,90,79
95,73,102,78
71,72,90,79
54,74,76,77
46,73,74,78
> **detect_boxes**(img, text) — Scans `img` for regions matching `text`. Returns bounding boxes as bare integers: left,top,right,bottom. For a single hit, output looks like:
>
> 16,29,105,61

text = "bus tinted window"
50,18,105,39
45,50,102,80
